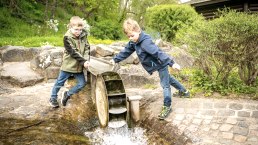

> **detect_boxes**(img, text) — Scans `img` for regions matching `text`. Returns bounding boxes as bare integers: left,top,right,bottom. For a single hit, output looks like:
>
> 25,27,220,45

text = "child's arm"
113,43,135,63
83,38,90,61
63,36,87,66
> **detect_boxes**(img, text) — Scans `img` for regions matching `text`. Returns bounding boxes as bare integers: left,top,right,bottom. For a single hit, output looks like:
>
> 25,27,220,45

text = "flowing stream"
85,125,148,145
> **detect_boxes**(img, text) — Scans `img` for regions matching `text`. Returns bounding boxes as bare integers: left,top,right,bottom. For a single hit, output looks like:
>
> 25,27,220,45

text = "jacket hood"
136,31,150,44
65,29,88,39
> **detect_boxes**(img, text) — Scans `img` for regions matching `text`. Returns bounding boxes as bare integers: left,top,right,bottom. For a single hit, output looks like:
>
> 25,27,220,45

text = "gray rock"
110,41,126,47
96,44,114,57
0,62,44,87
45,66,60,79
168,46,195,68
1,46,36,62
120,52,139,65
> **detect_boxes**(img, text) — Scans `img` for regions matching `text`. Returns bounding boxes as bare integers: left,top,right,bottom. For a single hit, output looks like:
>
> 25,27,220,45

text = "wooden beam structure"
185,0,258,19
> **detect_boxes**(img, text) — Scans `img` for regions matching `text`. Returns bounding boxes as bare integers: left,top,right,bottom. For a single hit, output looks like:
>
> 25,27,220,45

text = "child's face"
70,26,83,37
126,31,140,42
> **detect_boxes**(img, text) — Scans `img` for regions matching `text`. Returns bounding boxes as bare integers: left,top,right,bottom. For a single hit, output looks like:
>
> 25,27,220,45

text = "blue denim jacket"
113,31,174,74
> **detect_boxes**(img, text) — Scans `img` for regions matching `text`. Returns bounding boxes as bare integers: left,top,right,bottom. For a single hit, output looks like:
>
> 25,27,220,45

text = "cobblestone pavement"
126,88,258,145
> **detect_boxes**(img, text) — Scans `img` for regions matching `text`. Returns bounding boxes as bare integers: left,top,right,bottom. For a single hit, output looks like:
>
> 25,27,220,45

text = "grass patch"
0,36,120,47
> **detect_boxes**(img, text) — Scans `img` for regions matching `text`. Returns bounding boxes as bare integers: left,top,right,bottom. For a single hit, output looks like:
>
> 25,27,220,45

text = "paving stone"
185,108,199,115
185,114,194,120
178,124,187,135
175,114,185,121
247,136,258,142
202,119,212,125
217,110,235,116
229,103,243,110
203,102,213,109
249,130,258,136
252,111,258,118
182,120,191,125
192,118,202,125
236,117,246,121
222,132,234,139
211,130,219,137
211,123,220,130
237,111,251,117
172,120,181,126
219,138,234,144
175,101,191,108
244,104,256,110
219,124,233,131
234,135,247,143
256,105,258,110
187,124,199,133
238,121,249,128
212,117,226,124
203,116,213,120
174,108,185,114
191,102,202,108
233,126,249,136
226,118,238,124
202,127,210,132
214,103,227,108
200,110,216,116
249,124,258,130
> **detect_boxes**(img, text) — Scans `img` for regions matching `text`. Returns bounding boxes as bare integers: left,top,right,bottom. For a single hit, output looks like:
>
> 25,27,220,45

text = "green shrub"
178,68,257,98
178,9,258,86
90,20,123,40
145,4,201,41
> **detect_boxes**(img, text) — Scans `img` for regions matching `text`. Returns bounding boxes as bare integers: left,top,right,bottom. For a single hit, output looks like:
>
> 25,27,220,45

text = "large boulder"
1,46,42,62
0,62,44,87
30,47,63,79
168,46,194,68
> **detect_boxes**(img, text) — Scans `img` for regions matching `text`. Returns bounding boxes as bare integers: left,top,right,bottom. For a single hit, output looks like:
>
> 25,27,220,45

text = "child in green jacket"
49,16,90,108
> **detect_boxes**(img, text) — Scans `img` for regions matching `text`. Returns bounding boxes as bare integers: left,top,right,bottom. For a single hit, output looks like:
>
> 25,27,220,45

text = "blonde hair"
123,18,141,34
68,16,84,28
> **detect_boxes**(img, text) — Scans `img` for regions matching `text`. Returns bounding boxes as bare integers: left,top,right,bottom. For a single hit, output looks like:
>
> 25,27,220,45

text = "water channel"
0,83,175,145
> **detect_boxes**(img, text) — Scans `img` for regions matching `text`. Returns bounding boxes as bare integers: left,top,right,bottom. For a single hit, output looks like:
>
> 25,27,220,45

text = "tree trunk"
44,0,49,21
50,0,57,19
119,0,130,23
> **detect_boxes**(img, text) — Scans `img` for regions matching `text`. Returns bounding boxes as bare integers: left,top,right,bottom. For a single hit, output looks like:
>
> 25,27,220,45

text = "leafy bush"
145,4,201,41
177,9,258,86
90,20,123,40
176,68,258,98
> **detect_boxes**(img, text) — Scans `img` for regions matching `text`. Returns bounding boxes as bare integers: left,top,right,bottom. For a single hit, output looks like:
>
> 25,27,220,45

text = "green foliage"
178,68,258,98
0,36,115,47
90,20,123,40
177,9,258,86
129,0,177,25
145,4,200,41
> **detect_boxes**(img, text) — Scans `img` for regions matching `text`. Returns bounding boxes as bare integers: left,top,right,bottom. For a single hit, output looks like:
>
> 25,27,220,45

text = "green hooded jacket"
61,29,90,73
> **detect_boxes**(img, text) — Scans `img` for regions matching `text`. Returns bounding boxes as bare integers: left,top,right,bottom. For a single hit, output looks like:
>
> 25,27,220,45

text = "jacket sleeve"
113,42,135,63
83,38,90,62
63,36,87,66
141,39,175,66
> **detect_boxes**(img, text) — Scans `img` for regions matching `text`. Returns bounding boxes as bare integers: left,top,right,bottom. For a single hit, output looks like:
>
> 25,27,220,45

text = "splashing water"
84,125,148,145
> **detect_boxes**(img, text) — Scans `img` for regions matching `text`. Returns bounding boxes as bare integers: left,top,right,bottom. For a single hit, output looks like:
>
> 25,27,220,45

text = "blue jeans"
51,70,86,100
158,65,186,107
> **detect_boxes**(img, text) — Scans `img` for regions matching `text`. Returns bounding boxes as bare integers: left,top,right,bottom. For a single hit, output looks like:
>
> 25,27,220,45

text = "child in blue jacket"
111,18,189,119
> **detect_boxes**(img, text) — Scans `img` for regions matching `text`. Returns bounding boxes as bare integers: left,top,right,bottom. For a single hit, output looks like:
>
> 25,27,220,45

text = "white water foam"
84,126,148,145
